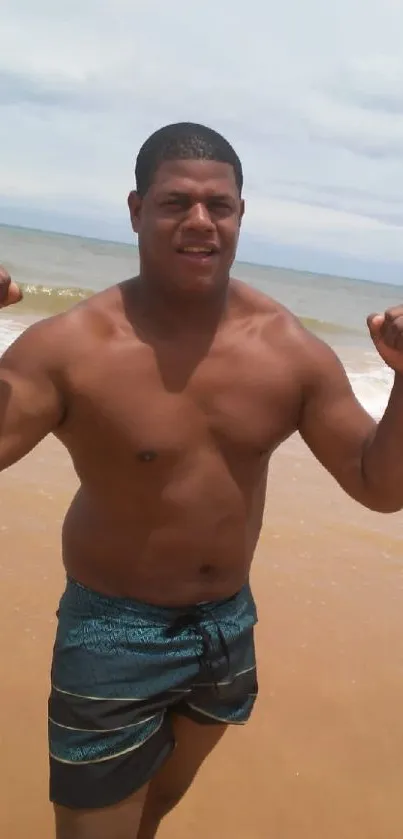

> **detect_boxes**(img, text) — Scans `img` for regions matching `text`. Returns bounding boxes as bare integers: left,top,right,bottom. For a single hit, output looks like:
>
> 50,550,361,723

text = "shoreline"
3,220,403,292
1,434,402,838
0,290,367,339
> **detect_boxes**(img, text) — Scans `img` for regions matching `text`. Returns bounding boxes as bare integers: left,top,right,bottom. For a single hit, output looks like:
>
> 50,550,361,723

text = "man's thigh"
54,785,148,839
137,714,227,837
144,713,227,808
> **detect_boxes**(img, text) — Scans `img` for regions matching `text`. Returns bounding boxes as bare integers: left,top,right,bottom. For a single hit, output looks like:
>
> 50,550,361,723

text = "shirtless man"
1,122,403,839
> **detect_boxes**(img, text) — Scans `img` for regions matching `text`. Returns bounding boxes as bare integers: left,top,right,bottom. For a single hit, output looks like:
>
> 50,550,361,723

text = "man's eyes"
210,201,231,211
159,198,233,213
161,198,186,209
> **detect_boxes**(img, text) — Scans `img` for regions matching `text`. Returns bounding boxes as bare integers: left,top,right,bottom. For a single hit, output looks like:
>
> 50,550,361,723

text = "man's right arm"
0,320,66,472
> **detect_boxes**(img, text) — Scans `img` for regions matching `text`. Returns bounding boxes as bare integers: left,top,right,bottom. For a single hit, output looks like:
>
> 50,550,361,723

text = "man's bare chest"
62,338,302,458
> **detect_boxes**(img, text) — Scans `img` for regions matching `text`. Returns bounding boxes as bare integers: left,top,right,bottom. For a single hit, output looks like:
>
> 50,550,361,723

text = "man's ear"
239,198,245,226
128,190,142,234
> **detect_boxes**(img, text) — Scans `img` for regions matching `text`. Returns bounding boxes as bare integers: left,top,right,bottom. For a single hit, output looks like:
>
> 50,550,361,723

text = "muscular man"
1,123,403,839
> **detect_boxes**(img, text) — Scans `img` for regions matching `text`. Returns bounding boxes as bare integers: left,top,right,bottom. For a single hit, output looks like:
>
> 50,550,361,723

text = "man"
1,122,403,839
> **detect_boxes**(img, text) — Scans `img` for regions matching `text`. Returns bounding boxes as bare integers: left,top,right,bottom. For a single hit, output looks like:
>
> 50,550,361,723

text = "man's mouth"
176,245,218,257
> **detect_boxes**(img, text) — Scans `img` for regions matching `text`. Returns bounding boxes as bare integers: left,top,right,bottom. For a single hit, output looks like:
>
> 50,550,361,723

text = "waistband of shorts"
61,576,255,625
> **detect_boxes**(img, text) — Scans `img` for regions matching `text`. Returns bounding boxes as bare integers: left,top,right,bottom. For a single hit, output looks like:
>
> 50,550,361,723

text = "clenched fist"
368,307,403,374
0,265,23,308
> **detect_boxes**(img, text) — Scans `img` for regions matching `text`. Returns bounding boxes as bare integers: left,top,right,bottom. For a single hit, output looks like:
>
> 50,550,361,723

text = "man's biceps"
0,370,59,418
299,387,352,443
0,364,39,392
306,365,356,412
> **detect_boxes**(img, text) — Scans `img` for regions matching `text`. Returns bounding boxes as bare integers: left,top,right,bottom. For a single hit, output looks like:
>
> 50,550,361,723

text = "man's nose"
184,202,214,230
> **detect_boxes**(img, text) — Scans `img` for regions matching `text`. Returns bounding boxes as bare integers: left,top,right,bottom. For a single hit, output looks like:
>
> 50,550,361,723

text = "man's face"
128,159,244,298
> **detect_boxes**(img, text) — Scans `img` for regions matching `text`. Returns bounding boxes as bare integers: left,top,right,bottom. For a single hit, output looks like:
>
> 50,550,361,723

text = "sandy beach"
1,432,402,839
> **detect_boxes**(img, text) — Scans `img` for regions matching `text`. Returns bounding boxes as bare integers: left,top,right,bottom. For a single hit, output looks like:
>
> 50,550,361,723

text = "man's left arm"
298,306,403,513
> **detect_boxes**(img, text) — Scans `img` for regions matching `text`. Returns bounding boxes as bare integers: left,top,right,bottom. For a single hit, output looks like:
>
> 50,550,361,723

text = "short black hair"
135,122,243,197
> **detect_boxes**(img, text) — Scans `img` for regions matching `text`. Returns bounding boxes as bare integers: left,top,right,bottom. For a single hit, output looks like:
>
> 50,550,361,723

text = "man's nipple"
137,450,158,463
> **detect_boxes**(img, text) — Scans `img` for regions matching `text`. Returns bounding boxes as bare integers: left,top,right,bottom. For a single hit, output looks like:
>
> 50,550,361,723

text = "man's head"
128,122,244,299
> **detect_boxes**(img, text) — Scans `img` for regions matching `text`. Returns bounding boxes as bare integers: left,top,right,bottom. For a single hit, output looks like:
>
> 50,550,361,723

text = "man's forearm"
361,373,403,512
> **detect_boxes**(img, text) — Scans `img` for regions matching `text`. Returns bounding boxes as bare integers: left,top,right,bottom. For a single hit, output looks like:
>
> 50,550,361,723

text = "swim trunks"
49,577,258,809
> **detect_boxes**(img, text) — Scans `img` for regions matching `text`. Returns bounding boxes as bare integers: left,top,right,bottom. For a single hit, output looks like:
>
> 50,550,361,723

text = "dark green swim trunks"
49,577,258,809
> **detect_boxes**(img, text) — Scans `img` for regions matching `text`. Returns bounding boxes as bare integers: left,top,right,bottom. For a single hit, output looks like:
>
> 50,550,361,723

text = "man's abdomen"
61,462,265,605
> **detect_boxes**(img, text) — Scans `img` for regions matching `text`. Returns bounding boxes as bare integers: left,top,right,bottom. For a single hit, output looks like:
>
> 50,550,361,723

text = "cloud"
0,69,103,109
332,55,403,116
301,52,403,159
1,0,403,282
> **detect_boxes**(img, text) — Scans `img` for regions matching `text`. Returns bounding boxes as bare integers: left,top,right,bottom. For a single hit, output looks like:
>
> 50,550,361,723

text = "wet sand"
1,435,403,839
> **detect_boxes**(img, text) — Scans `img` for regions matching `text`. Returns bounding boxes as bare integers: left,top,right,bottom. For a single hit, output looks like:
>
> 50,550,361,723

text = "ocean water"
0,223,397,418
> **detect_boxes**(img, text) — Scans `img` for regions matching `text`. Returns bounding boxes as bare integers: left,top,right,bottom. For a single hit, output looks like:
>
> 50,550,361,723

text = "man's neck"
135,274,231,337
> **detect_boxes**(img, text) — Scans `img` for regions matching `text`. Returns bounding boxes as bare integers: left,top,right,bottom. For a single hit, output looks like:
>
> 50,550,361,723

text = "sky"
1,0,403,284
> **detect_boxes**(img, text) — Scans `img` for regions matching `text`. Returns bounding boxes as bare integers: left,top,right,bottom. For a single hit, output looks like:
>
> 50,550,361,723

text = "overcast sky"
1,0,403,283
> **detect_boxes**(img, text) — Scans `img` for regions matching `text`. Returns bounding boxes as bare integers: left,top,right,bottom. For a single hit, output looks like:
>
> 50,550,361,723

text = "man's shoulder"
229,277,335,363
49,281,125,332
230,277,304,337
2,283,124,370
60,283,123,336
